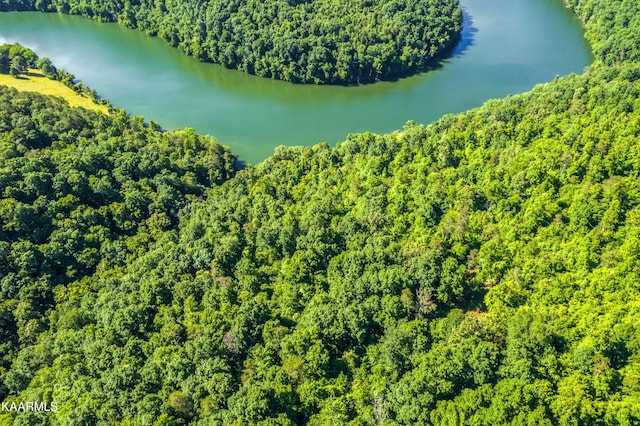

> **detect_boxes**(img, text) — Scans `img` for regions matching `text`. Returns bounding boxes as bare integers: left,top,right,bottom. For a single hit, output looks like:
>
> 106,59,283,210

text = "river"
0,0,592,163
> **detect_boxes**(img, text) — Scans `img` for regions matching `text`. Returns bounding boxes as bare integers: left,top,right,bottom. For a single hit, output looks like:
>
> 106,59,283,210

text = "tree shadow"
376,8,478,83
234,158,247,170
25,70,45,78
451,8,478,58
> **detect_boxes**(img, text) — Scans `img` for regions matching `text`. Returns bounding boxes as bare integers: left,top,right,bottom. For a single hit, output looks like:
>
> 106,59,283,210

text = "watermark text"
1,401,59,412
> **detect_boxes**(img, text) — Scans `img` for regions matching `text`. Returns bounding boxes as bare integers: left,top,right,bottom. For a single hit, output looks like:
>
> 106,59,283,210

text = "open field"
0,69,109,114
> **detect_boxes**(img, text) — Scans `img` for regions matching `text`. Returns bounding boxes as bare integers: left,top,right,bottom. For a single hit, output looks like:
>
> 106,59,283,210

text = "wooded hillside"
1,0,640,424
0,0,462,85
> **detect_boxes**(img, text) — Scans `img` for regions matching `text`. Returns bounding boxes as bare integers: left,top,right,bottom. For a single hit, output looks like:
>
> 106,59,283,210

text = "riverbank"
0,0,463,85
0,0,591,164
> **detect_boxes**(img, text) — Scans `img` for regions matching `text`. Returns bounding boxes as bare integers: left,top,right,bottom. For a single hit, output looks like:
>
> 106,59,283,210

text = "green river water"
0,0,592,163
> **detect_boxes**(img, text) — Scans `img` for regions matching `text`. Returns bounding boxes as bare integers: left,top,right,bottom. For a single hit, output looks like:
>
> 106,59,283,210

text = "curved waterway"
0,0,592,163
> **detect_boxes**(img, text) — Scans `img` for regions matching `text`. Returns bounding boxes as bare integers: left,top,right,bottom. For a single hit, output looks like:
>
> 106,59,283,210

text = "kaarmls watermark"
1,401,59,412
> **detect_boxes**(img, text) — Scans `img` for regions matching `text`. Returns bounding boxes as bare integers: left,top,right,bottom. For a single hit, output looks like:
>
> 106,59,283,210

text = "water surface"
0,0,592,163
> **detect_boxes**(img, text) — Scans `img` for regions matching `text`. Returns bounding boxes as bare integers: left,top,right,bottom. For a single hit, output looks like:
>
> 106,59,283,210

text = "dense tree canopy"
0,86,235,413
1,0,640,424
0,0,462,85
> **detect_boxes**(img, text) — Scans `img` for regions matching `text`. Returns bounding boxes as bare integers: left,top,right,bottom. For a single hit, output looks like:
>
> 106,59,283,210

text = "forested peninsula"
1,0,640,424
0,0,462,85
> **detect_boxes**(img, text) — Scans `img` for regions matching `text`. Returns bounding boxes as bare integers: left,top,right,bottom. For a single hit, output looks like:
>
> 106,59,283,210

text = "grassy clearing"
0,69,109,115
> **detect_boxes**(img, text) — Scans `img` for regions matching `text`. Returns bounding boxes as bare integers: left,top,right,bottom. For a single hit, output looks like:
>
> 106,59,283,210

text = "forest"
1,0,640,424
0,0,462,85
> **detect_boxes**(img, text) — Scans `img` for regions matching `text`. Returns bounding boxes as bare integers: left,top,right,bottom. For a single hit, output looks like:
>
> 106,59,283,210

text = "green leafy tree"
9,55,26,77
0,50,10,73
